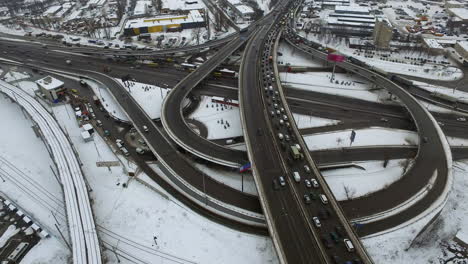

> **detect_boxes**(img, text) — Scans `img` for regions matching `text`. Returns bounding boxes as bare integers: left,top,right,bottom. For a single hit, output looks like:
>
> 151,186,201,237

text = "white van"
344,239,355,252
293,171,300,182
121,147,130,156
320,194,328,204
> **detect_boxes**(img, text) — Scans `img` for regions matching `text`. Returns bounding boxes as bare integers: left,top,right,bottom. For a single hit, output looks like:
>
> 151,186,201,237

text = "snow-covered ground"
414,80,468,104
189,96,242,140
2,70,30,83
277,41,325,68
294,113,340,129
364,160,468,263
0,94,69,261
281,71,399,105
303,128,418,151
323,159,408,201
296,31,463,81
51,103,277,264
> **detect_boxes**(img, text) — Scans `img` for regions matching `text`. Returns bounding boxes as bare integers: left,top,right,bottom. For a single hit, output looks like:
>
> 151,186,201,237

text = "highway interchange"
1,0,468,262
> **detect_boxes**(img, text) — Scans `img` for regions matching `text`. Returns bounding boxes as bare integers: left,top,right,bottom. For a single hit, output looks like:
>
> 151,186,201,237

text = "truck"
290,145,304,160
93,96,101,106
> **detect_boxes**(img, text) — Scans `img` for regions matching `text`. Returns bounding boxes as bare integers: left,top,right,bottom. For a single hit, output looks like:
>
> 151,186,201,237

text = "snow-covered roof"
335,5,369,14
423,38,444,49
456,230,468,246
81,130,91,140
235,5,254,15
449,8,468,20
162,0,204,10
35,76,64,91
125,10,204,29
134,0,151,15
44,5,62,16
83,124,93,131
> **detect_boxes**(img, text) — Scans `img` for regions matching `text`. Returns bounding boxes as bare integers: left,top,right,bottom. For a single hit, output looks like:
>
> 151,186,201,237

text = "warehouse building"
124,10,206,36
324,5,376,36
35,76,65,102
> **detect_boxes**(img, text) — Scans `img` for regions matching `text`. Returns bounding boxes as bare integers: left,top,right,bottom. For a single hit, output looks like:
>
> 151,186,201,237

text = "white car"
457,117,466,122
311,179,319,188
305,179,311,188
312,217,321,228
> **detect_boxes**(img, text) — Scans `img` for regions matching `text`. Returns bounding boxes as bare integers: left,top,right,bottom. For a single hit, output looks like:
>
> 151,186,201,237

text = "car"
138,139,147,146
344,239,355,252
457,117,466,122
437,121,444,126
116,142,124,149
312,216,321,227
321,236,333,248
320,194,328,204
104,130,110,136
303,194,311,204
304,165,310,173
143,125,149,132
332,255,341,264
422,136,429,143
116,139,124,145
273,179,280,190
305,179,311,188
285,135,290,141
334,226,344,237
380,117,388,122
309,191,317,200
311,178,319,188
96,120,102,127
278,133,284,140
282,115,288,121
279,176,286,186
121,147,130,156
330,232,340,243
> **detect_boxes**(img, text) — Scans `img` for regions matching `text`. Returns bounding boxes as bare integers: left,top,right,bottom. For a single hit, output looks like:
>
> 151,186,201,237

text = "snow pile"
293,113,340,129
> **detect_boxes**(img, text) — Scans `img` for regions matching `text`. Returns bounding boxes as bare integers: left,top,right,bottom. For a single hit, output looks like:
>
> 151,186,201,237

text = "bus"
181,63,197,71
211,96,239,107
7,242,29,262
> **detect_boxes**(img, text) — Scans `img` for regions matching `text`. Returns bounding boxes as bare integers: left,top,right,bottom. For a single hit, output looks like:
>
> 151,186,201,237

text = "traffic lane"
289,39,450,236
310,146,417,164
162,37,249,166
0,40,188,88
64,68,264,214
240,24,327,263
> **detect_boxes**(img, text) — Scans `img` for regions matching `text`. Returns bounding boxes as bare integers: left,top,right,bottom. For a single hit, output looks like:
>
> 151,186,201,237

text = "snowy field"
414,80,468,104
322,159,408,201
189,96,242,140
281,71,399,105
277,41,325,68
303,128,418,151
294,113,340,129
363,160,468,264
51,103,277,264
0,94,69,262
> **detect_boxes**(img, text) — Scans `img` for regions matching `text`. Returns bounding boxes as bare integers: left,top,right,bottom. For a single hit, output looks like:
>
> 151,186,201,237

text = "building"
35,76,65,102
44,5,62,17
422,38,445,54
133,0,152,17
233,5,254,20
448,8,468,22
83,123,95,134
124,10,205,36
445,0,465,9
81,131,93,142
373,19,393,48
323,5,376,36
